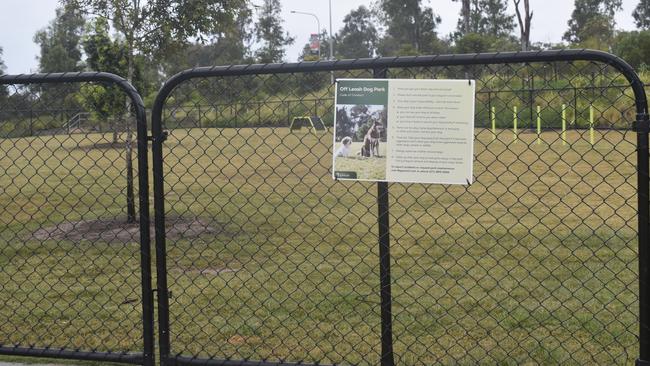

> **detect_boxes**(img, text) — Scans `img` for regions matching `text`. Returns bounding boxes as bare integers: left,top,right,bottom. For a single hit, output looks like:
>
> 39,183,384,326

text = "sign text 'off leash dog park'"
333,79,475,185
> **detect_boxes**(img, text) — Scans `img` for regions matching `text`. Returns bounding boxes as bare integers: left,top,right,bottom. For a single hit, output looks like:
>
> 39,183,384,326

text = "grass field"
334,141,387,180
0,126,640,365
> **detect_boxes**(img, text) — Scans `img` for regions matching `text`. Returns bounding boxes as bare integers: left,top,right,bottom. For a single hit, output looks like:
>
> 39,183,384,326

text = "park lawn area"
333,141,388,180
0,126,640,365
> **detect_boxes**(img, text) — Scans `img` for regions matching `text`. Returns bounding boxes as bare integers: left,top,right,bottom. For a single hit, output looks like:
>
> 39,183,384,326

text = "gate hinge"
634,113,650,133
147,131,169,142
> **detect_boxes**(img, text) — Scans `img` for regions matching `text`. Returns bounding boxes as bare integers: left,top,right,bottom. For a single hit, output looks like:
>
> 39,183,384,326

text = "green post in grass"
537,105,541,145
589,105,595,145
562,104,567,146
513,105,518,141
491,106,496,140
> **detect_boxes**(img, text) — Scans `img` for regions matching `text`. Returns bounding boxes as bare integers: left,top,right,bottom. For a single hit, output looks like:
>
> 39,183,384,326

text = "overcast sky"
0,0,641,74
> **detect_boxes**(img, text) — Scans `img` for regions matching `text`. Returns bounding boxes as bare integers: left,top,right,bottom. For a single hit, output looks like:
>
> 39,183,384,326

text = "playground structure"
289,115,327,133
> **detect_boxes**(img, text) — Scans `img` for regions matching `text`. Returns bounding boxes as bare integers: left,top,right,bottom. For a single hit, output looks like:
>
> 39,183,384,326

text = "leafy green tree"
454,0,514,37
82,18,129,118
480,0,515,37
69,0,246,223
376,0,442,56
162,9,254,73
336,6,378,59
69,0,248,83
633,0,650,29
254,0,294,63
563,0,622,44
612,30,650,69
34,2,85,73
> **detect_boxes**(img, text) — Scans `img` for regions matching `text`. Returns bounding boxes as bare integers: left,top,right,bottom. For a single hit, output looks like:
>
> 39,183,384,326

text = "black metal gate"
150,50,650,365
0,72,154,366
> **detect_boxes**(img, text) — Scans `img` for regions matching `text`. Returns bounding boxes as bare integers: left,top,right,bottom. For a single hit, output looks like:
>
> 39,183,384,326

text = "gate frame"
150,49,649,366
0,72,154,366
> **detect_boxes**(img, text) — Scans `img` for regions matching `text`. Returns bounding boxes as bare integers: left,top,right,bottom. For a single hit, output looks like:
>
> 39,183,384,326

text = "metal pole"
374,67,394,366
329,0,334,84
637,111,650,366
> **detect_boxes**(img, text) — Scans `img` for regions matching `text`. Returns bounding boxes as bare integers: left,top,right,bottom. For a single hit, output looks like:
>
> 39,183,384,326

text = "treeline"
1,0,650,106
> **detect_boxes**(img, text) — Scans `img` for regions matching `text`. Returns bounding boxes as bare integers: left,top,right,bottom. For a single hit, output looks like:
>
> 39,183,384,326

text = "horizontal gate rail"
0,72,154,366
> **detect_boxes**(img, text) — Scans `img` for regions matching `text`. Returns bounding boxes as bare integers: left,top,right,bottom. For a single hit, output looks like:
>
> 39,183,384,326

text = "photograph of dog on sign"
333,104,387,181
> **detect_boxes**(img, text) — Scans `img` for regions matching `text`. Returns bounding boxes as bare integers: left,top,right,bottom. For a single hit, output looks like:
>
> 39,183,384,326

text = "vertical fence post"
513,105,518,141
562,104,567,146
636,96,650,365
491,106,496,141
589,105,595,145
373,67,395,366
536,105,541,145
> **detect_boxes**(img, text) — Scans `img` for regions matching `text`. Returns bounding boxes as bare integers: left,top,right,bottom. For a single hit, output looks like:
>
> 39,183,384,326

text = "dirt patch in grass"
31,216,224,244
70,141,126,151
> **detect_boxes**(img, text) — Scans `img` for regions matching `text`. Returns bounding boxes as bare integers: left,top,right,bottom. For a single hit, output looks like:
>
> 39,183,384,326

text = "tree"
455,0,514,37
0,46,5,75
0,47,7,98
254,0,294,63
336,6,378,59
481,0,515,37
376,0,442,56
453,0,471,35
563,0,622,44
69,0,248,84
34,2,85,73
514,0,533,51
633,0,650,30
612,30,650,69
69,0,247,223
162,9,254,73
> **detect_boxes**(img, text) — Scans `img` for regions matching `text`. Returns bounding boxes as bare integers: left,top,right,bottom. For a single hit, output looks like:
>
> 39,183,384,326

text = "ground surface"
0,127,640,365
333,141,388,180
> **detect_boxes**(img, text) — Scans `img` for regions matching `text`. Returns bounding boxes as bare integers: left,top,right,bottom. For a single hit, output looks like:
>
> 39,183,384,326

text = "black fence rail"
0,73,154,366
150,50,649,365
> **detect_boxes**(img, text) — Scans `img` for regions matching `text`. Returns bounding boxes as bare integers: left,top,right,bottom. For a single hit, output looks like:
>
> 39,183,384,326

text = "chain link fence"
151,51,648,365
0,73,154,365
0,51,647,366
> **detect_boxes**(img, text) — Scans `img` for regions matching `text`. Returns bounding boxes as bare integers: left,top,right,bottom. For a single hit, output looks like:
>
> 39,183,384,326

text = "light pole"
328,0,334,61
290,10,321,60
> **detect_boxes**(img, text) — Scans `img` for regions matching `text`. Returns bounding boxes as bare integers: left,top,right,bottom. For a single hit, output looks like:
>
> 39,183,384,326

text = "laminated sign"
332,79,475,185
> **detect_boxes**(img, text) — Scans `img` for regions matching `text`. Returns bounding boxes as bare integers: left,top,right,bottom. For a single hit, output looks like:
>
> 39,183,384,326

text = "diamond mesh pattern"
0,80,145,356
156,60,640,365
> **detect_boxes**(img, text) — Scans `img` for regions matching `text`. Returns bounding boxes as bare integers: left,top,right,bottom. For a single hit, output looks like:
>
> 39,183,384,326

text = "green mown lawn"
0,126,640,365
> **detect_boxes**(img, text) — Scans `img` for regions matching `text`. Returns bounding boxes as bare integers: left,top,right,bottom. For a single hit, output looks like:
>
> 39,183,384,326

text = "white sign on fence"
332,78,476,185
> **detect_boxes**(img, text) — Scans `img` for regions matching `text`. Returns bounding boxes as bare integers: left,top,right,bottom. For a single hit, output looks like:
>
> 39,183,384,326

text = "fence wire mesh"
0,77,147,360
154,59,640,365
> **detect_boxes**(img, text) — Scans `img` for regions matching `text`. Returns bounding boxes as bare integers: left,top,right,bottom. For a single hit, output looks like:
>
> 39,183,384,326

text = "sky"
0,0,642,75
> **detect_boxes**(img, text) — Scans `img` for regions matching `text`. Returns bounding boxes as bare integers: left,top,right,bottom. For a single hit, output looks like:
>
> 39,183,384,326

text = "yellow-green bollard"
491,106,496,140
562,104,567,146
589,105,595,145
513,106,518,142
537,105,541,145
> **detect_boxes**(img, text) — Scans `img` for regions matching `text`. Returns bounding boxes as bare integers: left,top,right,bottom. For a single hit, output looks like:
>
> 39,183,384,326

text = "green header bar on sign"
336,79,389,105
